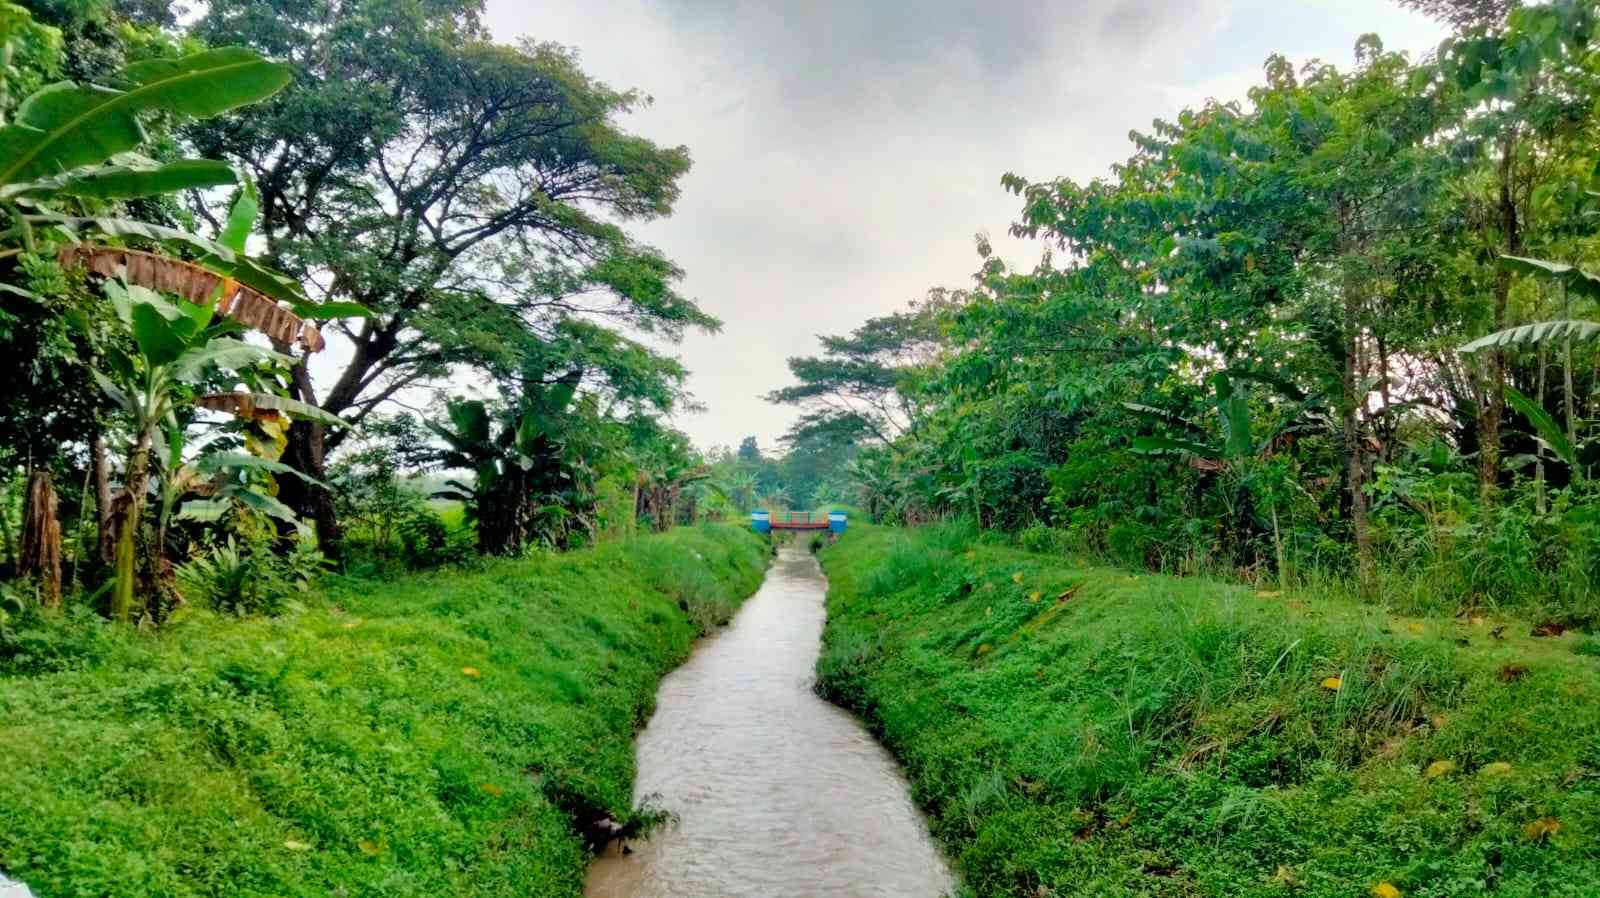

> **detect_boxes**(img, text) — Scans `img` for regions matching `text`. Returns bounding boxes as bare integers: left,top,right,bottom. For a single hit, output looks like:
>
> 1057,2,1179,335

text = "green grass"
817,524,1600,898
0,523,768,897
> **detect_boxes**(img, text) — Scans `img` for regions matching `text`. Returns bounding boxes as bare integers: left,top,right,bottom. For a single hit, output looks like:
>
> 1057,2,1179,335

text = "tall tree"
767,295,952,445
183,0,714,550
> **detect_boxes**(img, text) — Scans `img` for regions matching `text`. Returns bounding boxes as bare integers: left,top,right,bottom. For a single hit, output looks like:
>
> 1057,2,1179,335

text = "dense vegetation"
0,2,775,894
0,0,750,629
776,1,1600,619
1,523,767,897
818,524,1600,898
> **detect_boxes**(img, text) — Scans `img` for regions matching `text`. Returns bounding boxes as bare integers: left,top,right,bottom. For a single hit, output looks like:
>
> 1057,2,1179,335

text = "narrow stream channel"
585,543,956,898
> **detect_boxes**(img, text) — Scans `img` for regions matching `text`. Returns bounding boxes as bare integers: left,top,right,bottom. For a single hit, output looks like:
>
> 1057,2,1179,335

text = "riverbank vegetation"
776,1,1600,620
1,523,767,897
818,524,1600,898
0,0,741,627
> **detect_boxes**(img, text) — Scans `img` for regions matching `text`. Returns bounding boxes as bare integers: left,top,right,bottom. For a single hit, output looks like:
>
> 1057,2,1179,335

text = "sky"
481,0,1447,455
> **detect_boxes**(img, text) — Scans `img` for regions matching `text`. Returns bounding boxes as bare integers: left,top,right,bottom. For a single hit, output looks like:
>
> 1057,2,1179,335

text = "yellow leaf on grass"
1372,883,1402,898
1256,590,1282,599
1480,762,1513,777
1524,817,1562,842
462,667,482,678
1425,760,1458,779
977,643,992,656
358,839,382,856
283,840,312,851
1408,622,1425,634
480,783,503,796
1029,591,1042,603
1012,571,1025,584
1321,677,1343,691
965,550,977,560
1273,865,1300,887
341,620,361,630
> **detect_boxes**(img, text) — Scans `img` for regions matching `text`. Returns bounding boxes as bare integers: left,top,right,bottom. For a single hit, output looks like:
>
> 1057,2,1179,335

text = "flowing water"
584,544,956,898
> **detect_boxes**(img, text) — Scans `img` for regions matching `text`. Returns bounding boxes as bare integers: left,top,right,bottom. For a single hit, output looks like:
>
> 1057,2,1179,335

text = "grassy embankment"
0,523,768,897
817,524,1600,898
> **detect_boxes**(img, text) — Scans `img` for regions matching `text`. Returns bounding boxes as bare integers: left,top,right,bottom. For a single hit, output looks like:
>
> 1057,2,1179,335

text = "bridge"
751,510,847,534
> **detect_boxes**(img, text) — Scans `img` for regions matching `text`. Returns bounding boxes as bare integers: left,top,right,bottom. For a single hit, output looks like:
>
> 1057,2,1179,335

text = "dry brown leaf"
58,245,324,351
1524,817,1562,842
1498,664,1530,683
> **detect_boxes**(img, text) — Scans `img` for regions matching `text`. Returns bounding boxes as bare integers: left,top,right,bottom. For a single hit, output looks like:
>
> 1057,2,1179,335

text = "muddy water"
584,544,955,898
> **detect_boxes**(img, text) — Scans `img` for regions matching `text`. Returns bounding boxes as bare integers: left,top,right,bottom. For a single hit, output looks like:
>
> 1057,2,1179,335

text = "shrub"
176,536,327,616
397,510,473,569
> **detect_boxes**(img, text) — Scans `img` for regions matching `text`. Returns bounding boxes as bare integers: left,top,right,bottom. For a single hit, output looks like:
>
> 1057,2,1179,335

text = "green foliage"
167,0,717,545
819,525,1600,898
790,3,1600,617
0,523,768,897
176,534,327,616
396,509,473,570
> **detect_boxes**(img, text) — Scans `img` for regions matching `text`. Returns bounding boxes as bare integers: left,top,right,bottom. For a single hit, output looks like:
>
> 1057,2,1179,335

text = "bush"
397,509,473,569
1016,523,1068,555
176,536,328,616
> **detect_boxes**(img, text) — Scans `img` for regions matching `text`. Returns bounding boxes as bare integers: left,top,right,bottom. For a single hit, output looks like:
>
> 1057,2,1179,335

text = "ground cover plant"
0,523,767,897
817,524,1600,898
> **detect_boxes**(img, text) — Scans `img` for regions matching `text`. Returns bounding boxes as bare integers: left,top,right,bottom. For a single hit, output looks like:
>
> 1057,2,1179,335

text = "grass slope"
817,524,1600,898
0,523,768,898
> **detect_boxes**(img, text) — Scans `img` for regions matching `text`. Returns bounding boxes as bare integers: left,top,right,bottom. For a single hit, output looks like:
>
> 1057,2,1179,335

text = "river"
584,543,956,898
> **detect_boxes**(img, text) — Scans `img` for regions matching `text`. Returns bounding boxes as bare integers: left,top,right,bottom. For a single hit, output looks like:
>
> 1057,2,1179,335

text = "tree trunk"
279,360,343,557
93,433,115,566
1564,279,1579,480
1479,136,1521,504
279,417,342,555
110,433,151,623
1340,204,1374,593
1537,337,1549,514
20,469,62,607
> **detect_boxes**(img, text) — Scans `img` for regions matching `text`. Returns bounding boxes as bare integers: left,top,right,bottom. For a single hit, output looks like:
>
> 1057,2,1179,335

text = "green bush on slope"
818,524,1600,898
0,524,767,898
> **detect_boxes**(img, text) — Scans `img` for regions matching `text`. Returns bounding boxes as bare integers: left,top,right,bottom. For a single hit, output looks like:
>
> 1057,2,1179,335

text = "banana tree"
1,22,362,336
1460,256,1600,482
429,378,583,554
0,38,289,247
93,281,319,621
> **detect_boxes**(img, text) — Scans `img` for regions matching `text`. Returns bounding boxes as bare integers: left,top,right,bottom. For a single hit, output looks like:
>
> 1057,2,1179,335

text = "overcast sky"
481,0,1445,455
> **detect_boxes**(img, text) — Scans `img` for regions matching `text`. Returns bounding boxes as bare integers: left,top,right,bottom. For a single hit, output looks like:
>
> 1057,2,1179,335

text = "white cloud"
482,0,1444,452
